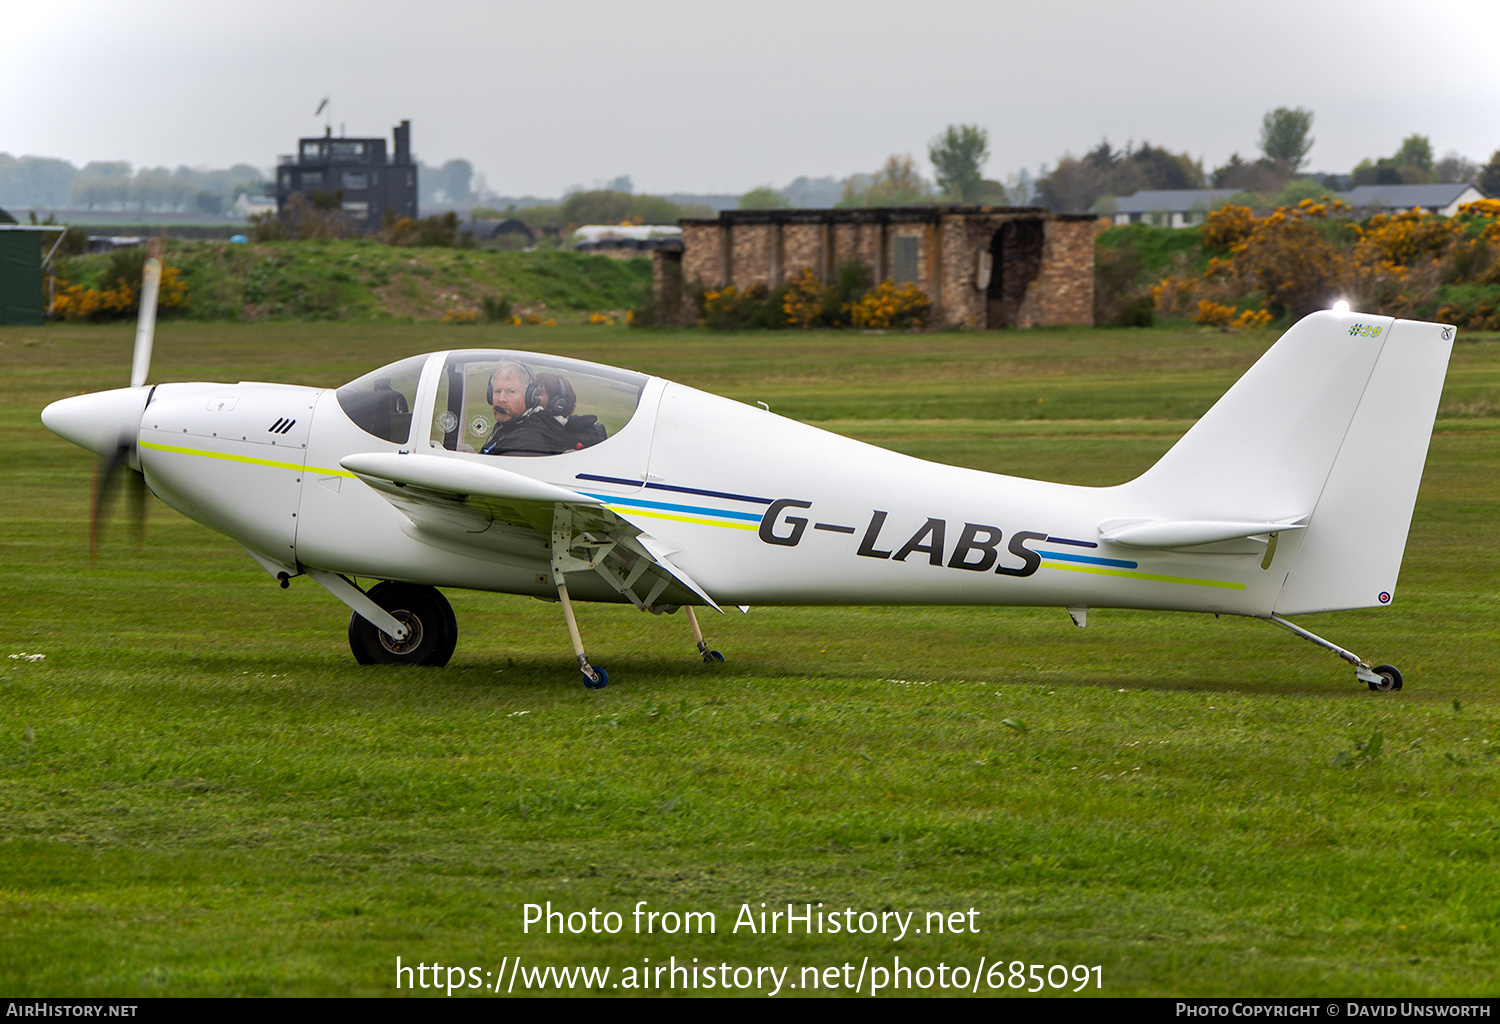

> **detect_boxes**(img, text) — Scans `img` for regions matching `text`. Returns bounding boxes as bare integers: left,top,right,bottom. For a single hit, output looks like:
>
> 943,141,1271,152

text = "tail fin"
1274,317,1453,613
1123,310,1453,613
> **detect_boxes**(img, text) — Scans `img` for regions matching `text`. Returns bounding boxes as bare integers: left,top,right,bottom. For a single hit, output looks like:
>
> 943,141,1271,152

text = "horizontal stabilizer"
1100,518,1308,548
340,452,600,506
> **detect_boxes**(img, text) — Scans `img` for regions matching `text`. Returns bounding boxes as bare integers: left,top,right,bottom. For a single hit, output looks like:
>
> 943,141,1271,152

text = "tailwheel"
1268,615,1407,693
348,582,457,667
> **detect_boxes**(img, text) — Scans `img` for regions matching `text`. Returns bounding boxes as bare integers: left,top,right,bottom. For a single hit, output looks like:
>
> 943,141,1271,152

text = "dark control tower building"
276,120,417,231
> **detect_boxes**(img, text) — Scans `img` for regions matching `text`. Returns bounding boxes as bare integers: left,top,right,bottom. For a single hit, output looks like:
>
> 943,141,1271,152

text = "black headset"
487,362,540,409
533,372,577,417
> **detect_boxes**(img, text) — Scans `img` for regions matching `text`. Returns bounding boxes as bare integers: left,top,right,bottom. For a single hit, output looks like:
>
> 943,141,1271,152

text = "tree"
434,160,473,204
1353,136,1442,187
928,124,989,202
738,185,790,210
193,190,225,216
1035,155,1107,213
509,190,695,231
1434,151,1478,185
1392,135,1434,175
838,155,932,207
1259,107,1315,170
1479,150,1500,198
1213,152,1291,194
1036,139,1203,213
0,154,78,208
1130,143,1204,190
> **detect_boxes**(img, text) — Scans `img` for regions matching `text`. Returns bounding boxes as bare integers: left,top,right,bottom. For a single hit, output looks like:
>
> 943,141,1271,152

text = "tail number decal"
763,503,1045,578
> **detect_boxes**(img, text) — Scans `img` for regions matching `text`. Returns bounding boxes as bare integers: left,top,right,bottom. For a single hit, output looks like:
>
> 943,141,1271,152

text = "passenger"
535,371,607,450
480,363,571,456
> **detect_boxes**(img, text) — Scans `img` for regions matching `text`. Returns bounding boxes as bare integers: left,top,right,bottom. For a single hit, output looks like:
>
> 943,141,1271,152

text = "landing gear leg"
556,580,607,689
1267,614,1401,691
551,507,607,688
684,606,724,663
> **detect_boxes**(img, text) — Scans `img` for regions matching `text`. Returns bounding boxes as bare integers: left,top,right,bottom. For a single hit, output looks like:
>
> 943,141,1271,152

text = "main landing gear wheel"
702,650,725,663
1368,664,1403,692
348,582,457,667
583,666,608,689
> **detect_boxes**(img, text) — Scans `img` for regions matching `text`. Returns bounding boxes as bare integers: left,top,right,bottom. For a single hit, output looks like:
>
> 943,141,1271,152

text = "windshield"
431,350,647,457
336,354,427,443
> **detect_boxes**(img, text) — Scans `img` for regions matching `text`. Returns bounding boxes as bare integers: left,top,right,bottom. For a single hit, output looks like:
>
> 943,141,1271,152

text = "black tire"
1368,664,1403,692
348,582,457,667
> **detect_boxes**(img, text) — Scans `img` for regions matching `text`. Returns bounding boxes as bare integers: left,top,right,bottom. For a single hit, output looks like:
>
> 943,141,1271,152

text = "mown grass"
56,240,652,322
1,322,1498,997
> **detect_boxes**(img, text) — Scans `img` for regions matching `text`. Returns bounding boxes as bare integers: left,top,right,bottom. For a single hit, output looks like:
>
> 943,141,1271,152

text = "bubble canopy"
337,350,649,455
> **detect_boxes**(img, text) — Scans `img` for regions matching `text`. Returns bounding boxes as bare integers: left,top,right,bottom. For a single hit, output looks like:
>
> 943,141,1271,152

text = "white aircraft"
42,260,1454,690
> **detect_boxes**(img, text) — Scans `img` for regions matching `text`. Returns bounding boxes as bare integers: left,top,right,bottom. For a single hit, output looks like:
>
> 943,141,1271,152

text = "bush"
49,250,190,321
847,280,931,329
1151,197,1500,326
1094,245,1152,326
481,295,512,323
380,210,474,248
698,283,789,330
822,259,874,326
782,268,824,329
638,258,931,332
258,193,357,241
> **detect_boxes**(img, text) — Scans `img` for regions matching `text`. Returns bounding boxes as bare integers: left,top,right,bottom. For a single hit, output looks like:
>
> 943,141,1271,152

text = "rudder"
1274,318,1455,614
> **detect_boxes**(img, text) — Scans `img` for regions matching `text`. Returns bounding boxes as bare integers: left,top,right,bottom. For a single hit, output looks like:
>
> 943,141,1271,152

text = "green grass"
2,322,1499,997
1095,224,1212,278
56,240,652,322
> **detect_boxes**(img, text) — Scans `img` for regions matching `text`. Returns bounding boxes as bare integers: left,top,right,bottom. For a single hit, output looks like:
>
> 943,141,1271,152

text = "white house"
1108,189,1241,228
1340,183,1486,217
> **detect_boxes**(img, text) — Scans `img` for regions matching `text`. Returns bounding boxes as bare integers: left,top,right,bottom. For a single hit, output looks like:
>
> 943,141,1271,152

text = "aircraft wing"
339,452,720,610
341,451,600,533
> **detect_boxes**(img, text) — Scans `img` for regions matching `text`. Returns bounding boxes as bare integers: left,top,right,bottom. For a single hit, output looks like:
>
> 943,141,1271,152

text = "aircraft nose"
40,387,150,458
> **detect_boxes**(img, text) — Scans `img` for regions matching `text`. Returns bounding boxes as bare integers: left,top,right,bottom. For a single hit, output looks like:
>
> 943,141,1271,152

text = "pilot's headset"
533,372,577,417
486,362,541,409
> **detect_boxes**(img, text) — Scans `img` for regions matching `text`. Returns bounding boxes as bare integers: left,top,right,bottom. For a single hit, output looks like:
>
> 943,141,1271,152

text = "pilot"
534,371,607,450
481,363,572,457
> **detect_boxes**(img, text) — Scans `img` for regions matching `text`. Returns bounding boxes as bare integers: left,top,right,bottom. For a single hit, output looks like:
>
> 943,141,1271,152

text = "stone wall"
782,223,826,281
1029,219,1095,327
680,222,721,286
730,223,776,290
664,207,1095,328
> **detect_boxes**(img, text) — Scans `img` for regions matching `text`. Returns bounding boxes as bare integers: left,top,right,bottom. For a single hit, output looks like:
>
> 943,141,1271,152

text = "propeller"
88,250,161,562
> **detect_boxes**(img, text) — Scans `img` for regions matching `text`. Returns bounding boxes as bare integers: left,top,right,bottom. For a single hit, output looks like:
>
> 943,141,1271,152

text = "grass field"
59,241,653,322
2,321,1498,997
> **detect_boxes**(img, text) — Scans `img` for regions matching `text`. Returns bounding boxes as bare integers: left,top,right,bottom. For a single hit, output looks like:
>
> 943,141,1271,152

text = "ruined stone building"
652,206,1097,328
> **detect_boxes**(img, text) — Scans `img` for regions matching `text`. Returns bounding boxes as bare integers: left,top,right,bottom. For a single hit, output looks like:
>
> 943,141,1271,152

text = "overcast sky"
5,0,1498,196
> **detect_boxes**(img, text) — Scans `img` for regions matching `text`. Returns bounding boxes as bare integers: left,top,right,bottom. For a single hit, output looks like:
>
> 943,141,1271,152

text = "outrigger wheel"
348,582,458,667
1369,664,1403,692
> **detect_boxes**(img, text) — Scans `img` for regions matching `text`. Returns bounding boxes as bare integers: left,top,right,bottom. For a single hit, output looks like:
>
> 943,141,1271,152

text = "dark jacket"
480,411,573,457
481,411,610,457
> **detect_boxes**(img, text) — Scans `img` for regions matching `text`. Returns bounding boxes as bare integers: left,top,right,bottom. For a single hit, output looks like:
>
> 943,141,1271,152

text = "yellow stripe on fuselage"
1040,560,1245,590
603,505,759,531
139,439,355,478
